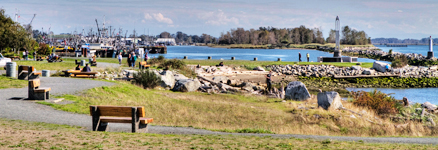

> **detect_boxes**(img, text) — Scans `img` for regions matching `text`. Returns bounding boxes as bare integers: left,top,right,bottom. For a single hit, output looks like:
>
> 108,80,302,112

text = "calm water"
148,46,380,62
375,45,437,57
346,88,438,104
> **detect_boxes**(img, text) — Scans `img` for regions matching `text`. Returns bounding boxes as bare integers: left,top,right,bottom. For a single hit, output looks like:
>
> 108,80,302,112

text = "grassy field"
0,119,434,149
0,75,27,89
39,81,435,137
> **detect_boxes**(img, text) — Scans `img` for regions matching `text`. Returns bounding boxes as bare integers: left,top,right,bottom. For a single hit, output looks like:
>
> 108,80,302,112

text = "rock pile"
269,64,438,78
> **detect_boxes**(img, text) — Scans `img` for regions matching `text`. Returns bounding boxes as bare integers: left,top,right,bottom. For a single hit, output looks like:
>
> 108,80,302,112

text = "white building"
155,38,176,45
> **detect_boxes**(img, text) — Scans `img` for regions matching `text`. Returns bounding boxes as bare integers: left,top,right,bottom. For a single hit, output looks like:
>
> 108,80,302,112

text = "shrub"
149,55,166,65
351,90,401,115
160,59,185,69
132,70,162,89
391,55,408,68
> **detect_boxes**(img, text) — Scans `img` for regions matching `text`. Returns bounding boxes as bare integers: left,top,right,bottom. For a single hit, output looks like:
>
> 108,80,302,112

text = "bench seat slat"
72,72,98,75
34,87,51,93
100,117,153,124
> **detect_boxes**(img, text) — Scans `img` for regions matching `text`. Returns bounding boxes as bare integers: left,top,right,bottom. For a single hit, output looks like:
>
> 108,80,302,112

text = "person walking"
266,70,273,94
144,51,149,62
131,53,137,68
33,51,36,61
306,53,310,62
298,52,302,62
118,53,122,65
127,54,132,67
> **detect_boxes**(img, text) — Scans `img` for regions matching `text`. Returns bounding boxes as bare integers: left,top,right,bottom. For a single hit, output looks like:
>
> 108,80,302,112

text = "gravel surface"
1,77,438,144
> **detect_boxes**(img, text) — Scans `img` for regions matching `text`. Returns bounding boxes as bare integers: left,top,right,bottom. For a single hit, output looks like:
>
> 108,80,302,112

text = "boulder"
174,73,188,81
241,82,254,92
284,81,311,101
159,70,175,89
253,66,265,71
422,102,438,111
317,91,343,110
362,69,375,75
372,61,390,72
351,66,362,70
212,76,229,83
173,79,201,92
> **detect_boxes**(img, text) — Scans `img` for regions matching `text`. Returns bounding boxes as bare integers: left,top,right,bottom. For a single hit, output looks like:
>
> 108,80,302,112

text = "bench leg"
34,92,45,100
46,91,50,99
138,123,149,132
97,122,108,131
131,107,139,133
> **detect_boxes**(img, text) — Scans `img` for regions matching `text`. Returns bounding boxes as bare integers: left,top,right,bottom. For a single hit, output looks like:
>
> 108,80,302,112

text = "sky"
2,0,438,39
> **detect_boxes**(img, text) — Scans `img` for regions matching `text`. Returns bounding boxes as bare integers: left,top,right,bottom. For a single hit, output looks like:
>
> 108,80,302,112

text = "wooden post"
91,106,99,131
208,56,211,60
254,57,257,61
184,56,187,59
278,58,281,61
231,57,235,60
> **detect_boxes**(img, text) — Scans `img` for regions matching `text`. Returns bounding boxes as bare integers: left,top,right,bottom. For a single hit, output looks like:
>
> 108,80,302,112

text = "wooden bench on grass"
62,70,81,77
71,72,98,78
18,65,41,80
139,61,151,69
28,79,51,100
89,106,154,133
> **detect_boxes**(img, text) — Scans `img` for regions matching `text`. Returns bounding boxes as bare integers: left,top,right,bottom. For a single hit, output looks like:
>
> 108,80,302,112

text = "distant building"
155,38,176,45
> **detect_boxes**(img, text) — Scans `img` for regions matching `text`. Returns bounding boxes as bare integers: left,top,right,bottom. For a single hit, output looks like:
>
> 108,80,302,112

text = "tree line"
159,31,217,44
217,26,370,45
0,8,38,54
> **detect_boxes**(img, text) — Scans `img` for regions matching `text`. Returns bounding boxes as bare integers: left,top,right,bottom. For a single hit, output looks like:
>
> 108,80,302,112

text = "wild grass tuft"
132,70,162,89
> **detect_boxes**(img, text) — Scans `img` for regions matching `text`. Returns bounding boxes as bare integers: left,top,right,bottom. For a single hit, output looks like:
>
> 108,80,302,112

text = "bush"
391,55,408,68
132,70,162,89
149,55,166,65
160,59,185,69
351,90,401,115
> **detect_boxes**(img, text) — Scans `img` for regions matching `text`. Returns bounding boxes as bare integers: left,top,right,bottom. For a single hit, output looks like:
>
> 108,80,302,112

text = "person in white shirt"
118,53,122,65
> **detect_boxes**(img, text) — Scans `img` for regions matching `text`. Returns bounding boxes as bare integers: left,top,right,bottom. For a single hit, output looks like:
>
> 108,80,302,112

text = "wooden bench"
18,65,41,80
89,106,154,133
71,72,98,78
62,70,81,77
28,79,51,100
139,61,151,69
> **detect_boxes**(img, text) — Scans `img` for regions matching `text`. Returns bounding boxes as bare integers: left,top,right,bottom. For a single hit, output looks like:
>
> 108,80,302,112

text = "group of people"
75,64,91,72
21,50,37,61
298,52,310,62
117,51,149,68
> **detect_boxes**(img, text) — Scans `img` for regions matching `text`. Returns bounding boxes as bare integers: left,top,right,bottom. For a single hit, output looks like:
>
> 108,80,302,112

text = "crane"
26,14,36,37
95,19,101,43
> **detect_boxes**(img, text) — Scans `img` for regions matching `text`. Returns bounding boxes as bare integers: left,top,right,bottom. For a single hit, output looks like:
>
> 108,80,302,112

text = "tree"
159,32,171,38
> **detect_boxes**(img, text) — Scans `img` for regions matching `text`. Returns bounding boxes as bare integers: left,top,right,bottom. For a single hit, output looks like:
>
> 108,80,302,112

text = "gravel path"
1,77,438,144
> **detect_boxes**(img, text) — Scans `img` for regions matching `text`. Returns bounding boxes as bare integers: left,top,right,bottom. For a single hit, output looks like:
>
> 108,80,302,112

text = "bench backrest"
19,65,35,72
29,79,40,88
89,106,145,117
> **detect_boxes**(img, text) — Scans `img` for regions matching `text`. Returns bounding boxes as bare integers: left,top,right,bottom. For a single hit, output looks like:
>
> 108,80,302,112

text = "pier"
385,44,408,47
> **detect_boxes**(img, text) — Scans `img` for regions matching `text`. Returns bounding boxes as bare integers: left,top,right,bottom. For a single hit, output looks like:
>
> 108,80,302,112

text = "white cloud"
367,24,373,28
153,13,173,24
144,13,152,20
398,10,403,13
199,9,239,26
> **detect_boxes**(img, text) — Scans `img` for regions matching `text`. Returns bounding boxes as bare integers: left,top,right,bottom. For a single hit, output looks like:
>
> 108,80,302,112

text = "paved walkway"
1,77,438,144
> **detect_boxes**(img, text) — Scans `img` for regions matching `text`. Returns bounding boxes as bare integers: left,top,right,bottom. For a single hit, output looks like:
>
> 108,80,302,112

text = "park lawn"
0,119,433,149
63,58,130,68
39,81,433,137
14,60,78,71
0,75,27,89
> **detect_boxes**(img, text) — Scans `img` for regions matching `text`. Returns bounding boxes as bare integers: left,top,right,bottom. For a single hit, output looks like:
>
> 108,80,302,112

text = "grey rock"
351,65,362,70
173,79,201,92
362,69,375,75
284,81,311,101
373,61,390,73
241,82,254,92
422,102,438,111
212,76,229,83
174,73,188,81
317,91,343,110
159,70,175,89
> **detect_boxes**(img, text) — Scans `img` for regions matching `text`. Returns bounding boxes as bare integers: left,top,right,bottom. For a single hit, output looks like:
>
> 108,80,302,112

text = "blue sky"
2,0,438,39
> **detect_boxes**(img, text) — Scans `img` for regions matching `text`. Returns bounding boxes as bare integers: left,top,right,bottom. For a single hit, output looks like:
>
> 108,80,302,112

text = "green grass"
0,75,27,89
0,118,435,149
14,60,78,71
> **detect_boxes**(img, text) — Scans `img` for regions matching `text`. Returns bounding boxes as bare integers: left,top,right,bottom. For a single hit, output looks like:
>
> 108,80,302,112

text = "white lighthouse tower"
334,16,341,57
428,36,434,59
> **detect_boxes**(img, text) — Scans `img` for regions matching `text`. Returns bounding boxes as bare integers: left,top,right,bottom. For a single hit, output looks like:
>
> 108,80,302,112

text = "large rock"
422,102,438,111
362,69,375,75
373,61,390,73
174,73,188,81
317,91,343,110
212,76,228,83
351,66,362,70
173,79,201,92
253,66,265,71
240,82,254,92
159,70,175,89
284,81,311,101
